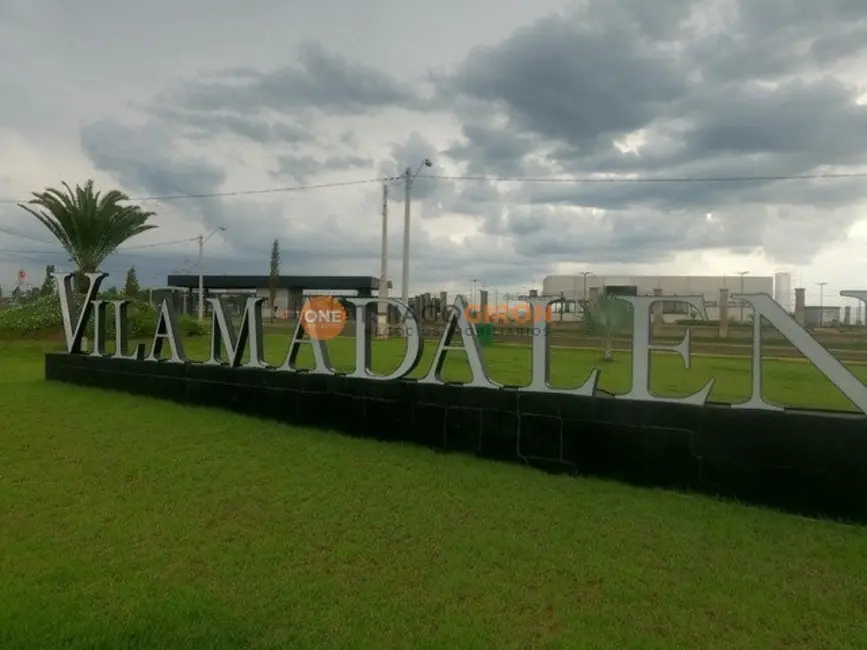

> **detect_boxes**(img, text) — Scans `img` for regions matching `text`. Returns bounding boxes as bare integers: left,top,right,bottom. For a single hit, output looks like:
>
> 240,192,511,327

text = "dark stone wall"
45,353,867,522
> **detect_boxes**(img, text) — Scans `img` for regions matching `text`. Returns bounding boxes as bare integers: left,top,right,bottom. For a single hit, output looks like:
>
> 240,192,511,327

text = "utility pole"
399,158,432,326
817,281,827,327
738,271,749,322
401,166,412,309
197,226,226,323
379,182,389,335
197,235,204,322
580,271,593,312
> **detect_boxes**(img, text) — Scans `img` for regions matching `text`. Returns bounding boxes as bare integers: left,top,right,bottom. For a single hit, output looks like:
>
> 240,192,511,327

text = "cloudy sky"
1,0,867,307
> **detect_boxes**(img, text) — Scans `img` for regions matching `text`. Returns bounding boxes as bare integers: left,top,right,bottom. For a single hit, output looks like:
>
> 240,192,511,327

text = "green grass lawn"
177,332,865,411
3,341,867,648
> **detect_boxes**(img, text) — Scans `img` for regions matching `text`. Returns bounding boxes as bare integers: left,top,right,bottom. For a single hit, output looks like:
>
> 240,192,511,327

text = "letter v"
54,272,108,353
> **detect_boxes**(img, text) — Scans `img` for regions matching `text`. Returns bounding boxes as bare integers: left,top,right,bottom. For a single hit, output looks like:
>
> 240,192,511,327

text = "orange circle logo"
300,296,347,341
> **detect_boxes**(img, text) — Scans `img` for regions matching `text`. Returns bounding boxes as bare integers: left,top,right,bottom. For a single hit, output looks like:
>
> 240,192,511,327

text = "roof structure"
166,275,382,292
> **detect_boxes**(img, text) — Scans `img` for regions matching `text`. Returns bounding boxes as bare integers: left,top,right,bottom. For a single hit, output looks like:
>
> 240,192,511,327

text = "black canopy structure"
166,274,382,294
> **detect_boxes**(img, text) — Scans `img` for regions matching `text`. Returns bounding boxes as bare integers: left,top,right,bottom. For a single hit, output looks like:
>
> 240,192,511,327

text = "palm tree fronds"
18,179,158,287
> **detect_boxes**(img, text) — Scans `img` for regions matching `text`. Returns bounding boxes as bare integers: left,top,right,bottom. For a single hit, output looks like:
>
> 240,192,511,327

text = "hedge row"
0,293,205,340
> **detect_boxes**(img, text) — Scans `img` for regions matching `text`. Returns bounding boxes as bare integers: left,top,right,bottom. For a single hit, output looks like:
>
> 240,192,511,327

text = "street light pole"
379,182,389,334
738,271,749,322
817,282,827,327
399,158,432,316
197,226,226,323
401,166,412,309
581,271,593,304
197,235,204,322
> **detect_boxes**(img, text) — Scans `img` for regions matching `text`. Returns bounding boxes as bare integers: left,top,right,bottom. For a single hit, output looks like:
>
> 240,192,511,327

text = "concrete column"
588,286,600,304
794,287,806,325
479,289,489,323
289,289,303,320
440,291,448,320
652,287,663,335
426,292,435,323
718,288,729,338
844,305,851,325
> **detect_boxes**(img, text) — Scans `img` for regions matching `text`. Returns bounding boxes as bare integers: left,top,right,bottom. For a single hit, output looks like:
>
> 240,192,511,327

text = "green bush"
0,293,205,340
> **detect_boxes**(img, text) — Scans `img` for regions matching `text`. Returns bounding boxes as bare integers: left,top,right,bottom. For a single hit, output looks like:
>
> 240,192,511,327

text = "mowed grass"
196,332,864,410
2,340,867,648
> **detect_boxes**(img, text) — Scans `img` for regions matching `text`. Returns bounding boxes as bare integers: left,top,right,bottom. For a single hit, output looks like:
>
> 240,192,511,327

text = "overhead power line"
0,225,52,244
0,170,864,205
0,178,381,205
0,234,201,254
0,235,202,262
420,171,867,184
119,237,200,250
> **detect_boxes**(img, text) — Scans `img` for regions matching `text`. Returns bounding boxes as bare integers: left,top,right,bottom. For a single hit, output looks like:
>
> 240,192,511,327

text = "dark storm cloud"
811,23,867,64
444,125,538,176
80,118,290,257
430,0,867,264
447,14,688,149
81,119,227,202
273,154,373,182
79,115,430,280
442,5,867,185
339,131,360,149
154,108,316,146
75,0,867,281
695,0,867,82
378,132,443,203
166,42,423,118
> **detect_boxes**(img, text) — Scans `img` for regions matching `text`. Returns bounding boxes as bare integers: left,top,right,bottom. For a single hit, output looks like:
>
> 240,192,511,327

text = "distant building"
542,274,774,323
804,306,841,328
774,272,793,313
165,274,381,319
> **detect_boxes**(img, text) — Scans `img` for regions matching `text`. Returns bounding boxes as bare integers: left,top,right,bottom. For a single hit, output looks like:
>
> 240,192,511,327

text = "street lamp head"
423,158,433,167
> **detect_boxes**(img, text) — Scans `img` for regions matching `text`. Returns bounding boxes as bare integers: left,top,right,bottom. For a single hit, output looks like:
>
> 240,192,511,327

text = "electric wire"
0,170,864,205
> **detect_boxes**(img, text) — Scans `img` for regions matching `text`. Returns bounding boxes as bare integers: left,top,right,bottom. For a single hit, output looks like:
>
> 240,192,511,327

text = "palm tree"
18,180,157,292
584,292,631,361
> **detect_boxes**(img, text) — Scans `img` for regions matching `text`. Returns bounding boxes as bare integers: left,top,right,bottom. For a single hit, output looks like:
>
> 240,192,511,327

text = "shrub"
0,293,205,341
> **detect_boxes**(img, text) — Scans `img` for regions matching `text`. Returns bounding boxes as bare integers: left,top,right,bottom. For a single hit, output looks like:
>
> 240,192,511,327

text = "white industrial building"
542,274,776,323
773,272,793,313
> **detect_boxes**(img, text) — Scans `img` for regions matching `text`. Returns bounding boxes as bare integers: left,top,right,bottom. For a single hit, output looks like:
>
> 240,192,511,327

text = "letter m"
205,296,268,368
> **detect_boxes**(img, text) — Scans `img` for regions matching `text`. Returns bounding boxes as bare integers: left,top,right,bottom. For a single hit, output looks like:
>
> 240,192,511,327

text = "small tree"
584,293,632,361
18,180,157,294
123,267,141,298
39,264,56,296
268,239,280,322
